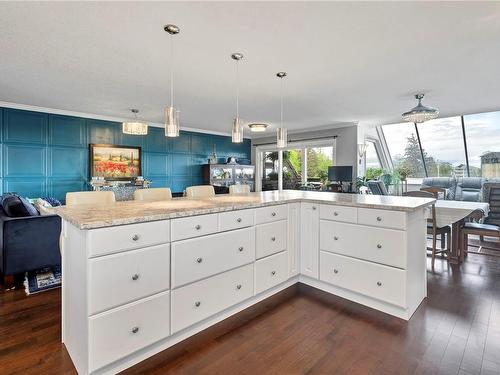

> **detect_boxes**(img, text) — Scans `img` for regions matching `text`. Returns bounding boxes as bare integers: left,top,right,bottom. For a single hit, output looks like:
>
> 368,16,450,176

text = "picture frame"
89,144,142,180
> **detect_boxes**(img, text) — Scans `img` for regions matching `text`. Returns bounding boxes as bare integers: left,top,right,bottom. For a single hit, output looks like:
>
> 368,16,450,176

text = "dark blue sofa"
0,204,61,287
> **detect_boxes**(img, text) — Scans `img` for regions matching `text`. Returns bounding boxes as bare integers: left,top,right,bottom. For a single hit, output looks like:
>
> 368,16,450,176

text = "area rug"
24,266,62,295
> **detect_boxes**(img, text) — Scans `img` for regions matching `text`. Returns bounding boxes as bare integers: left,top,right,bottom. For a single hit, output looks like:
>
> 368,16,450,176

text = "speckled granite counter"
54,190,434,230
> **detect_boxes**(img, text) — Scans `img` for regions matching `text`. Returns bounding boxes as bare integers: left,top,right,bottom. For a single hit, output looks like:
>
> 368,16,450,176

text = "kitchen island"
55,190,434,375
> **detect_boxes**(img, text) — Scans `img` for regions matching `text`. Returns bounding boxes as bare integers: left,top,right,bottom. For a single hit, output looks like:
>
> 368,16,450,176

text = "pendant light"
164,24,180,137
248,123,269,132
276,72,287,148
402,93,439,124
231,53,244,143
122,109,148,135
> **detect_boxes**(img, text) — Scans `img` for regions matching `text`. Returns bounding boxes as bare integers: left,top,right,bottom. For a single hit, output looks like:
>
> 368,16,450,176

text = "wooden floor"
1,252,500,375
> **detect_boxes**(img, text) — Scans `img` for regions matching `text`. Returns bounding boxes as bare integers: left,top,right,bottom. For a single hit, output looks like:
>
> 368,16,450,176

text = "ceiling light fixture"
122,109,148,135
402,93,439,124
164,24,180,137
276,71,287,148
231,53,244,143
248,123,269,132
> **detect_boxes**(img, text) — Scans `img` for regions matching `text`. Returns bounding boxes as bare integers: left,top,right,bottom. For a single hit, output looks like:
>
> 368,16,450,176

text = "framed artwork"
89,144,142,180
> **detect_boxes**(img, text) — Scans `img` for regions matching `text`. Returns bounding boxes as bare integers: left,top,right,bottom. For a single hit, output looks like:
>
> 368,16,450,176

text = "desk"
434,200,490,264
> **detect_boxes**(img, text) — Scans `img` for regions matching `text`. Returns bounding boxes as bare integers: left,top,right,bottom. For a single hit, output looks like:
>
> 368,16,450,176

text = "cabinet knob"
333,212,339,216
238,246,244,252
377,281,382,287
271,212,277,217
236,284,242,290
237,218,242,223
333,269,339,274
377,244,382,249
196,257,203,263
376,216,382,222
312,206,317,210
271,270,276,276
132,234,140,241
131,327,139,334
131,274,140,281
195,224,202,230
334,236,339,241
271,236,276,242
195,301,201,307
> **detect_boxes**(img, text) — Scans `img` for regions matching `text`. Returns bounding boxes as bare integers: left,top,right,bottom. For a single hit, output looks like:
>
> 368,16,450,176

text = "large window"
464,111,500,177
306,146,334,182
365,141,381,169
381,122,426,178
416,117,467,177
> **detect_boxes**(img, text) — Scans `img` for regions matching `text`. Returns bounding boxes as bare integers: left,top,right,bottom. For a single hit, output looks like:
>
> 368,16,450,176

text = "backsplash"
0,107,251,200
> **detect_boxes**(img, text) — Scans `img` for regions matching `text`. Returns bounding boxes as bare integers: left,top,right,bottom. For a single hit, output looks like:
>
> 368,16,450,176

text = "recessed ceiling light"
248,123,269,132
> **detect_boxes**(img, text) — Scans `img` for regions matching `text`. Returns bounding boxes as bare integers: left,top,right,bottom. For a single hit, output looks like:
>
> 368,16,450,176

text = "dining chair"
403,190,450,267
65,191,116,207
134,188,172,202
367,180,388,195
229,184,250,195
185,185,215,198
420,186,447,199
460,208,499,262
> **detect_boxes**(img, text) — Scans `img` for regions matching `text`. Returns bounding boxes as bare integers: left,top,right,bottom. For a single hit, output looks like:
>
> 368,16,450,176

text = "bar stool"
134,188,172,202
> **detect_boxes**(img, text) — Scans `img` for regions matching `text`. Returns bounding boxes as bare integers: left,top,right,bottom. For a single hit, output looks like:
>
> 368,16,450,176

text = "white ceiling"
1,2,500,136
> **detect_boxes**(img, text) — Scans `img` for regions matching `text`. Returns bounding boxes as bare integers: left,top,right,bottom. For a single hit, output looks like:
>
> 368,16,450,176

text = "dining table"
434,200,490,264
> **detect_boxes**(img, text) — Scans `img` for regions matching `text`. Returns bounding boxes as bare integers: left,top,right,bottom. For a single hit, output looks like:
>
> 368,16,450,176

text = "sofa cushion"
421,177,457,200
455,177,484,202
1,195,39,217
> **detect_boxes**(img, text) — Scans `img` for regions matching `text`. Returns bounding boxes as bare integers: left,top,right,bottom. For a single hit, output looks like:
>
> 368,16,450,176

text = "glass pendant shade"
402,94,439,123
165,106,180,137
248,123,268,132
122,109,148,135
277,127,287,148
232,118,243,143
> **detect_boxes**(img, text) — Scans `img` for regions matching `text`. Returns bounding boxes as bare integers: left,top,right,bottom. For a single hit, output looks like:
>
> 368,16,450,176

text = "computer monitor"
328,166,353,182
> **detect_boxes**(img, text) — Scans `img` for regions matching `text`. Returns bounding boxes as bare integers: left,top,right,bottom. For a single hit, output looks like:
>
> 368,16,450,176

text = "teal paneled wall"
0,107,251,200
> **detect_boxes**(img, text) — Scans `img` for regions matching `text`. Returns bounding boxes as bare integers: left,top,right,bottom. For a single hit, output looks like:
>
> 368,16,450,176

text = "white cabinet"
171,227,255,288
255,220,287,259
357,208,407,230
319,204,357,223
300,202,319,279
171,264,254,333
255,204,288,224
255,251,288,294
171,213,219,241
287,203,300,277
219,209,255,232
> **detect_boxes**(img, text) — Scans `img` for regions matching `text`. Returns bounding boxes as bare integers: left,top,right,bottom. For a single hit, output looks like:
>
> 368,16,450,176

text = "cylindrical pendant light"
231,53,244,143
164,24,180,137
276,71,287,148
122,109,148,135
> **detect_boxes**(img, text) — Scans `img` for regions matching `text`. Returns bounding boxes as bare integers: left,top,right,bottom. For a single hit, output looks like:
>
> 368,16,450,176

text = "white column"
278,150,283,191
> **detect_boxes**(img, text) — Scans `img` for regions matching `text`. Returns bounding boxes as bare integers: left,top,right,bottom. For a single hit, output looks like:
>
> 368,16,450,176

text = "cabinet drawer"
255,251,288,294
320,251,406,307
88,220,170,257
171,264,254,333
89,244,171,315
171,213,218,241
89,291,170,372
255,204,287,224
357,208,407,230
320,221,406,268
219,209,255,232
171,227,255,288
256,220,287,259
320,204,357,223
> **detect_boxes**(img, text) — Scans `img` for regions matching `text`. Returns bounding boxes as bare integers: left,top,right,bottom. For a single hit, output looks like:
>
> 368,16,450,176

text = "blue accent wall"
0,107,251,200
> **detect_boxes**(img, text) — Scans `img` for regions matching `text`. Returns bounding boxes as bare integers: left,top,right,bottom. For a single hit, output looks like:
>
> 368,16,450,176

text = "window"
306,146,334,182
381,122,426,178
464,111,500,177
365,141,381,169
416,117,467,177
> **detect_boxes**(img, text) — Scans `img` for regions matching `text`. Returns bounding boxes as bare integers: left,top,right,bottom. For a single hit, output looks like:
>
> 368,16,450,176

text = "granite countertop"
54,190,435,230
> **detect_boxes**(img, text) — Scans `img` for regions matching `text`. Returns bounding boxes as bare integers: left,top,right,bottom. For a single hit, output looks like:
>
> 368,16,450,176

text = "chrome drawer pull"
238,246,244,252
132,234,140,241
131,327,139,334
334,236,339,241
196,257,203,263
195,301,201,307
333,212,339,216
271,212,277,217
131,274,140,281
377,281,382,287
312,206,316,210
237,218,242,223
236,284,242,290
271,270,276,276
377,244,382,249
333,269,339,274
271,236,276,242
195,224,202,230
376,216,382,222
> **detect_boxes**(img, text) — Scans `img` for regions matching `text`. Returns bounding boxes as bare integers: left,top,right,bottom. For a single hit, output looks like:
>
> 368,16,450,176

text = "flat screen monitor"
328,166,353,182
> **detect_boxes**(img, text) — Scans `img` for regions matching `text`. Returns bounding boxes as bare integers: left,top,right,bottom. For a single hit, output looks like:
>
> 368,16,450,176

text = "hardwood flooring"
1,253,500,375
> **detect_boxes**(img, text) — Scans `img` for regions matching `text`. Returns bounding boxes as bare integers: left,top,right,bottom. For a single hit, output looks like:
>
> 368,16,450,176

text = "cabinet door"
287,203,300,277
300,202,319,279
